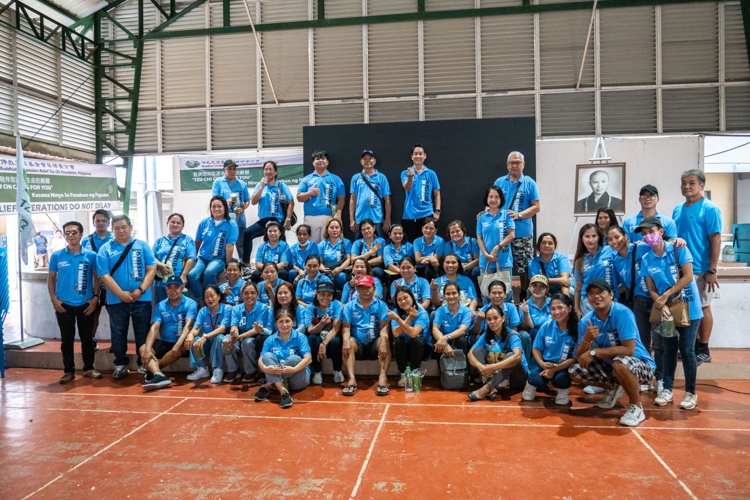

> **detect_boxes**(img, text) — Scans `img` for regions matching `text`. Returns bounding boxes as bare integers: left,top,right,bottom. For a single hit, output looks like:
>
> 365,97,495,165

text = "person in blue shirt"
596,207,619,246
638,217,703,411
350,218,386,283
469,280,528,365
301,280,344,385
140,276,198,391
494,151,541,299
621,184,678,243
258,262,287,306
82,209,113,351
288,224,319,285
219,260,243,306
528,233,572,297
227,281,273,384
187,284,232,382
47,221,101,384
573,223,618,320
401,144,441,242
349,150,392,238
97,214,157,379
341,275,391,396
522,293,578,405
296,150,346,244
272,281,307,335
477,186,516,303
468,304,528,401
295,254,333,307
318,218,352,290
432,282,473,358
672,169,722,365
414,217,444,282
389,286,431,387
33,230,49,268
569,279,656,427
152,213,197,304
443,220,481,298
519,274,552,340
429,253,478,313
341,257,383,304
211,159,250,263
383,224,414,284
254,308,312,409
390,256,432,311
188,196,239,302
250,221,291,283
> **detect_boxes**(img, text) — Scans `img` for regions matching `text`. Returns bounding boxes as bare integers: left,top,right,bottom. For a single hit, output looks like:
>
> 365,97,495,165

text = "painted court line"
631,429,699,500
20,398,188,500
350,403,390,499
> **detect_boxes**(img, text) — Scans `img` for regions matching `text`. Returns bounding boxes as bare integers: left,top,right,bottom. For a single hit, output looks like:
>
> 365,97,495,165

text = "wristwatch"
137,286,145,294
706,268,717,274
589,349,597,358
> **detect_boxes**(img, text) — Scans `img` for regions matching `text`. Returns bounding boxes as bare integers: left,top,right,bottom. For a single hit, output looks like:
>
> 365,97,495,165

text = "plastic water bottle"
412,369,422,392
405,365,413,392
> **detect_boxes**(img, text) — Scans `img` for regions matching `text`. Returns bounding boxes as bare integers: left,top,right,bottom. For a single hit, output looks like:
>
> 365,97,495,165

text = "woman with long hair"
246,160,295,264
527,233,572,296
250,221,291,283
390,255,431,311
152,213,196,304
476,186,516,303
430,252,478,311
441,220,481,297
186,284,232,381
319,217,352,289
596,207,619,246
295,254,332,308
288,224,319,285
388,286,432,387
432,282,473,357
383,224,415,282
573,223,618,319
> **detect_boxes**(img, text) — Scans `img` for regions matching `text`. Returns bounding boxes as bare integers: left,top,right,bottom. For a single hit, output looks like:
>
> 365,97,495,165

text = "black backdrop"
302,117,536,240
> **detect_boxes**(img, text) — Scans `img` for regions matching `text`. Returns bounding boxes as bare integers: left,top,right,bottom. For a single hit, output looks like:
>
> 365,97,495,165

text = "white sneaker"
555,388,570,405
639,384,649,392
333,370,344,383
312,371,323,385
649,379,664,394
680,392,698,411
137,365,148,375
596,385,625,409
654,389,673,406
498,378,510,389
522,381,536,401
210,368,224,384
397,373,406,388
584,385,604,395
187,367,210,381
619,403,646,427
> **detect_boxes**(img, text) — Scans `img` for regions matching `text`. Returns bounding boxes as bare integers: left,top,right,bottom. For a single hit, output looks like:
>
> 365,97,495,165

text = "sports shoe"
696,351,712,366
242,372,256,383
312,371,323,385
649,379,664,394
93,341,100,352
210,368,224,384
83,369,102,379
680,392,698,410
187,367,210,381
498,378,510,389
654,389,673,406
619,403,646,427
113,365,130,379
584,385,605,395
137,365,147,375
59,372,74,384
142,373,172,391
555,388,570,405
596,385,625,409
522,381,536,401
242,267,254,280
639,384,649,392
280,392,293,408
223,371,241,383
397,373,406,387
333,371,344,383
254,386,269,401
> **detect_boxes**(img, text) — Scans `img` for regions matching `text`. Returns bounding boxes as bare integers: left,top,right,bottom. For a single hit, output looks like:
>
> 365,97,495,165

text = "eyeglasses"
64,231,80,236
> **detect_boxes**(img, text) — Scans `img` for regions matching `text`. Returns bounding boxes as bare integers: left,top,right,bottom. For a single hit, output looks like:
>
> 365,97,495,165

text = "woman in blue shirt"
608,226,651,309
301,280,344,385
519,274,552,340
573,223,617,319
388,286,431,387
383,224,414,284
430,252,478,312
227,281,273,384
528,233,572,296
318,218,352,290
187,284,232,382
432,282,473,357
258,262,287,306
219,260,243,306
350,218,386,284
246,161,295,263
250,221,291,283
442,220,481,297
476,186,516,302
288,224,319,285
390,256,431,311
152,213,197,304
188,196,239,302
597,208,619,246
414,217,444,282
272,281,306,334
341,257,384,304
295,255,332,307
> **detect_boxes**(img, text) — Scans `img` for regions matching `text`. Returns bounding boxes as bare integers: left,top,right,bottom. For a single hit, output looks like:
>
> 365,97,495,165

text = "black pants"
56,303,95,373
393,336,431,373
416,264,441,282
401,217,428,243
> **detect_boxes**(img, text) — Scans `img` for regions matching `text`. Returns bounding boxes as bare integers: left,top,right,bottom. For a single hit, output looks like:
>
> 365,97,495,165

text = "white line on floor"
350,403,390,499
631,428,699,500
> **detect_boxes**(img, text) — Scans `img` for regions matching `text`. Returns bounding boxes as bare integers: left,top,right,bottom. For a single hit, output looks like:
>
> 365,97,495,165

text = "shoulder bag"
648,246,691,327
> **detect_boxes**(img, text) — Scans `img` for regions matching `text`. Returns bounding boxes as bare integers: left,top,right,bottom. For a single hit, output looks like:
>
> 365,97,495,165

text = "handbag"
648,246,690,327
479,264,511,301
439,350,470,390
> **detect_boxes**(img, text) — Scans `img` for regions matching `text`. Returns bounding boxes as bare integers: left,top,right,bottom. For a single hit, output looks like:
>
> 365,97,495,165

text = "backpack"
439,350,470,390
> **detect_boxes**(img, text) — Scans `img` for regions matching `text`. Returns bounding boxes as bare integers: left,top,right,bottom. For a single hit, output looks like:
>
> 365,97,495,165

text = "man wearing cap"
212,160,251,262
622,185,677,242
349,150,392,238
569,279,656,427
401,144,441,242
297,150,346,244
140,276,198,391
341,275,391,396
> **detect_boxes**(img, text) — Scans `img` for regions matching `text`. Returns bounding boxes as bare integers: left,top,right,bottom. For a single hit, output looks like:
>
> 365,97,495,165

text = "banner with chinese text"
178,154,304,192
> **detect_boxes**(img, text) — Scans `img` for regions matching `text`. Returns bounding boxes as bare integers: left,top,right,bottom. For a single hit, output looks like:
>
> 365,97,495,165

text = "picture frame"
574,162,626,215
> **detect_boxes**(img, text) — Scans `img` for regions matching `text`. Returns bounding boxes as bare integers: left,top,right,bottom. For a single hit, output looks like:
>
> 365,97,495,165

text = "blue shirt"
477,210,515,269
295,272,332,304
290,241,320,270
532,319,576,363
391,276,431,304
298,171,346,216
520,297,552,329
195,218,239,261
612,242,651,298
672,198,722,274
212,176,251,228
343,298,389,344
271,304,308,334
350,170,391,223
219,281,244,306
231,301,272,333
435,274,477,306
575,246,619,301
401,166,440,219
494,174,540,238
195,303,232,334
33,235,48,254
390,305,432,345
258,278,286,305
152,233,197,288
528,252,572,294
255,241,291,266
302,300,344,333
319,238,352,267
49,247,98,306
441,237,479,265
622,211,678,243
472,329,528,373
434,304,472,335
383,242,415,267
341,277,383,304
473,302,521,332
81,232,112,253
252,180,294,222
640,242,704,321
576,302,655,368
96,238,156,305
151,296,198,343
261,330,312,370
414,235,445,265
351,237,386,258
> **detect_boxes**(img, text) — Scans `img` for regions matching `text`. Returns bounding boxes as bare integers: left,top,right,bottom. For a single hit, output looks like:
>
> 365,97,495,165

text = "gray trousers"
473,345,528,390
262,353,311,390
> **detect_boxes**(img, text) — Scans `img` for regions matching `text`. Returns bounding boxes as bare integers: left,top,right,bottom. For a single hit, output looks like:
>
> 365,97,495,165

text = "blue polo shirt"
152,233,197,288
390,305,432,345
477,210,515,269
302,300,344,327
494,174,540,238
472,329,528,373
231,301,272,334
434,304,472,336
290,241,320,270
391,276,431,304
532,319,576,363
613,242,651,298
350,170,391,224
672,198,722,274
341,277,383,304
219,281,243,306
82,231,112,253
576,302,655,369
641,242,704,321
195,217,239,261
271,304,307,334
252,180,294,222
97,238,156,305
401,166,440,219
435,274,477,306
342,298,389,344
212,176,250,228
383,242,415,267
295,272,332,304
298,171,345,216
33,235,48,254
261,330,312,369
441,237,479,265
255,241,291,266
622,211,678,243
528,252,572,294
258,278,287,305
49,246,98,306
319,238,352,267
474,302,521,331
195,303,232,334
414,235,445,264
351,237,386,258
575,246,619,301
520,297,552,329
151,295,198,343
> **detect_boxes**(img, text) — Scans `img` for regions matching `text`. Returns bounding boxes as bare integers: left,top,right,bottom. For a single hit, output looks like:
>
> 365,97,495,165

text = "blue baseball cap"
164,275,183,287
361,150,375,158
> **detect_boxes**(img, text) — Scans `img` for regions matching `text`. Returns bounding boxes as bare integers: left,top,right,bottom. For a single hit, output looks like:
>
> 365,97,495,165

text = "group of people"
46,146,722,425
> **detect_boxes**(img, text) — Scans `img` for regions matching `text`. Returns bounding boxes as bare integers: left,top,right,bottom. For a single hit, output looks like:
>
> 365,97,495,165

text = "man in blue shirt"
349,150,392,238
494,151,540,299
140,276,197,391
296,150,346,244
33,231,49,268
401,144,441,242
82,209,114,351
622,185,677,242
47,221,101,384
97,215,157,379
212,159,250,262
672,169,722,364
569,279,655,427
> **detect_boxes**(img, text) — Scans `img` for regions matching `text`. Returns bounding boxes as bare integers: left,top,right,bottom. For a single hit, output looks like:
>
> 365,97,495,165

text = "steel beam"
742,0,750,79
148,0,208,34
122,40,144,215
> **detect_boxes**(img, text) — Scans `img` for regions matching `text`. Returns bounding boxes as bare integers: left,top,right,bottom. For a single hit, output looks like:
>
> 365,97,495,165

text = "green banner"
179,154,304,192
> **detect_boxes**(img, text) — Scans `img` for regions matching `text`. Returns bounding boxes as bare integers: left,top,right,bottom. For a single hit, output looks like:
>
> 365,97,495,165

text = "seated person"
341,257,384,304
568,279,655,427
219,259,243,306
341,276,391,396
470,280,526,364
295,254,332,308
319,218,352,290
528,233,572,296
350,218,386,283
441,220,481,297
288,224,319,285
272,281,306,335
383,224,414,284
430,252,478,312
226,282,273,384
414,217,444,281
519,274,552,340
390,255,431,311
388,286,432,388
140,276,197,391
432,283,472,358
250,221,291,282
258,262,287,306
301,280,344,385
188,284,232,381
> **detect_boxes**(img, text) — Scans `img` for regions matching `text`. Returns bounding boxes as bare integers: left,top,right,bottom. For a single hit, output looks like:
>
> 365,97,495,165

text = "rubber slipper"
342,385,358,396
376,384,390,396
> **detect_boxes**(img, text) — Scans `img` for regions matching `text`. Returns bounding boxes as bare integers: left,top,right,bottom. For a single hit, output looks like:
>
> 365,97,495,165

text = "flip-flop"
376,385,390,396
342,385,358,396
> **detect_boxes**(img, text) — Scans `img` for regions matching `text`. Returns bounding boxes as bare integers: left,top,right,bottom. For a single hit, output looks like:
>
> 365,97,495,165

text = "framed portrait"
574,163,626,215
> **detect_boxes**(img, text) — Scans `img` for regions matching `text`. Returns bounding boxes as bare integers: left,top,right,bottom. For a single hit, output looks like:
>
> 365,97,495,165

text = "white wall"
738,175,750,225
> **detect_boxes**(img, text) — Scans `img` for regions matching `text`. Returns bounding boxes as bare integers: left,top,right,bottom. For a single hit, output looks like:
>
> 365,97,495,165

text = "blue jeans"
527,358,572,389
466,268,481,300
663,318,701,394
108,301,151,367
580,297,593,316
243,217,277,264
518,330,532,366
190,334,226,370
307,334,343,372
287,269,300,284
371,266,385,284
188,257,226,300
633,295,660,378
261,353,311,390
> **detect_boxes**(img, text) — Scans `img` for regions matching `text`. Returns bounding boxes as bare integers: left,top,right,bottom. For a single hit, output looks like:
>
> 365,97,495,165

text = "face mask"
642,232,662,248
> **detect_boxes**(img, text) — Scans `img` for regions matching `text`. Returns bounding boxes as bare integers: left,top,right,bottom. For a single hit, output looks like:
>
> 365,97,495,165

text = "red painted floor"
1,368,749,499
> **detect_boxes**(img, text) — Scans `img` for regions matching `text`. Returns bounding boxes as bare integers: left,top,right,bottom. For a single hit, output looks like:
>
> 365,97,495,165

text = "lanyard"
208,307,221,331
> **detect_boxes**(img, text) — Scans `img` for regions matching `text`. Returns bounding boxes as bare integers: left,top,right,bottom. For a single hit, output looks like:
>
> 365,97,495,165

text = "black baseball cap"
640,184,659,196
586,279,612,294
317,281,336,294
223,159,237,168
361,150,375,158
311,150,329,159
635,215,664,233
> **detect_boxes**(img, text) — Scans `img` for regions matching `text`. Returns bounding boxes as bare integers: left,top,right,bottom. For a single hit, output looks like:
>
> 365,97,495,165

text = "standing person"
672,169,722,364
318,218,352,290
621,185,677,242
528,233,572,296
250,221,291,282
47,221,101,384
573,223,617,319
33,230,49,268
401,144,441,242
477,186,516,303
442,220,481,298
187,284,232,381
211,159,250,263
97,215,157,379
494,151,541,299
82,209,114,351
349,150,391,238
288,224,319,285
388,286,432,387
596,208,619,246
414,217,444,282
349,218,386,283
607,226,650,308
296,150,346,244
50,230,66,253
151,213,196,304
